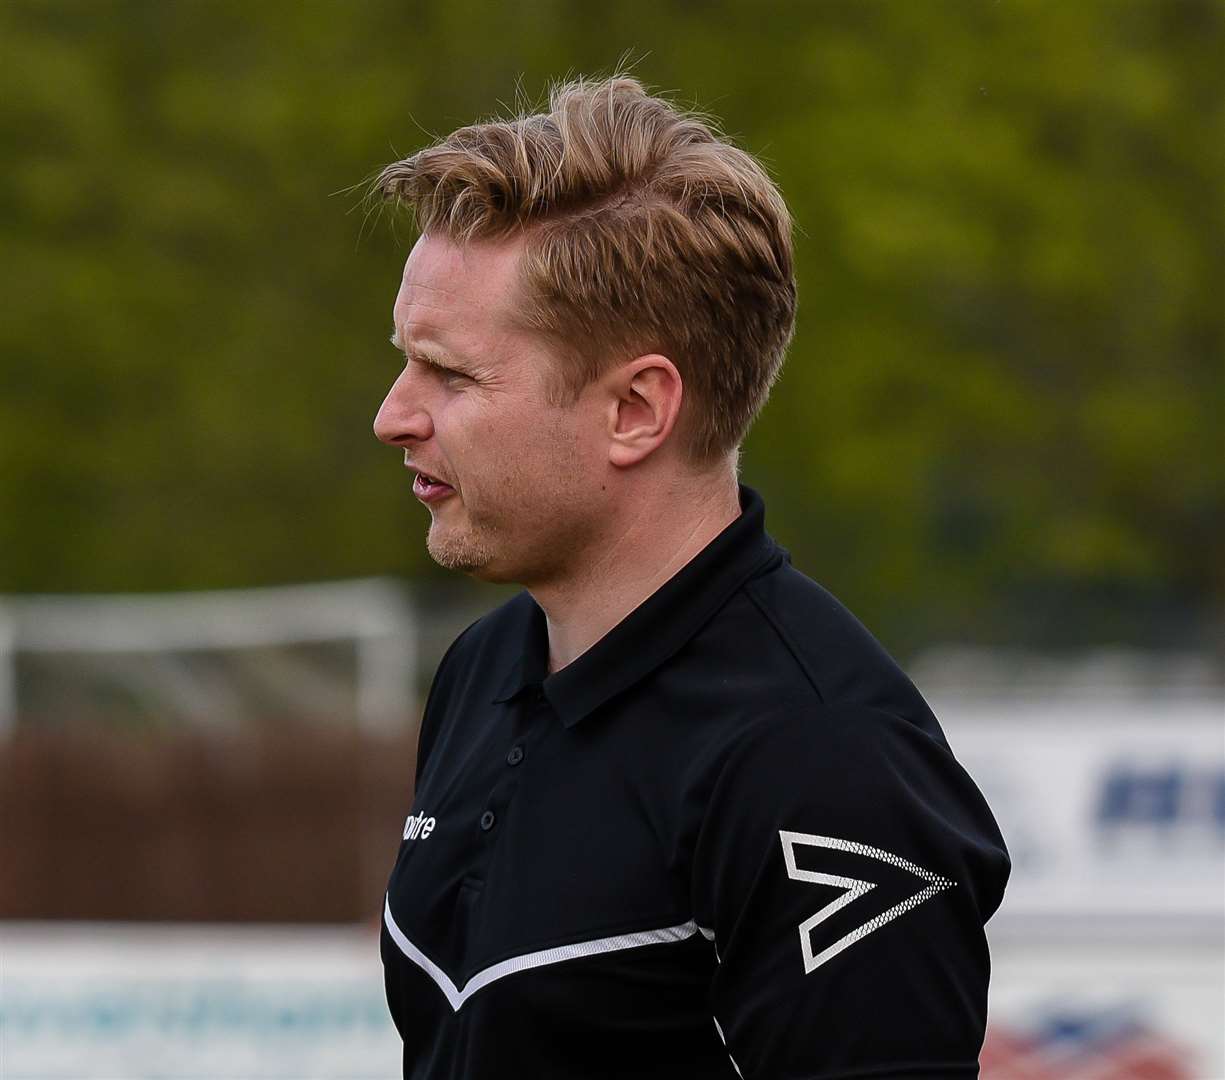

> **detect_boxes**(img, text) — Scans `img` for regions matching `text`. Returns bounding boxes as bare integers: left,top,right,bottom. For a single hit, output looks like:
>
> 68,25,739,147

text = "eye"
400,356,442,379
405,353,471,384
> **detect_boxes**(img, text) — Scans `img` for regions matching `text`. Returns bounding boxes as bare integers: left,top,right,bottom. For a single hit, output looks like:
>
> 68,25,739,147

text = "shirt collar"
492,484,783,727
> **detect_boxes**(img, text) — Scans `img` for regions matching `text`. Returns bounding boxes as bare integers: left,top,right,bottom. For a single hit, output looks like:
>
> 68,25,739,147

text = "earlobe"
607,355,683,468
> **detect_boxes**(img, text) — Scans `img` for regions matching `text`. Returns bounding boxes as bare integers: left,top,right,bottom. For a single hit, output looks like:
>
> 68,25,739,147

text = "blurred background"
0,1,1221,1077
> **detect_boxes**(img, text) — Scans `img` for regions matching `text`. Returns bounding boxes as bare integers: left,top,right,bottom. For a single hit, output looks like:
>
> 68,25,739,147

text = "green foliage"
1,0,1220,652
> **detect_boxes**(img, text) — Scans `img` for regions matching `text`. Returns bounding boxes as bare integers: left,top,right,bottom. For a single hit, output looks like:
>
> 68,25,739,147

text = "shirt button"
506,746,524,766
479,810,496,831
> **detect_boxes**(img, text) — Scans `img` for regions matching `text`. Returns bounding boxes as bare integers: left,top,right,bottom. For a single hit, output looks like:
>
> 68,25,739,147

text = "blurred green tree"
1,0,1220,654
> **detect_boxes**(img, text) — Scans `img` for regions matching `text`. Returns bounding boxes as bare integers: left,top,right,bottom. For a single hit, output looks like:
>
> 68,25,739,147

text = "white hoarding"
0,923,400,1080
3,696,1221,1079
938,698,1224,926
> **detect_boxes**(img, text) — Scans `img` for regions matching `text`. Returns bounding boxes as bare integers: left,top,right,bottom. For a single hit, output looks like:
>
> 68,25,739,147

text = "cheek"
437,399,496,471
541,418,599,493
451,396,593,502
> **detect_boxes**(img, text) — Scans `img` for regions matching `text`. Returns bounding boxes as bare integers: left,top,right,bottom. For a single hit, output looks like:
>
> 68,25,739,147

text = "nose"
374,368,434,446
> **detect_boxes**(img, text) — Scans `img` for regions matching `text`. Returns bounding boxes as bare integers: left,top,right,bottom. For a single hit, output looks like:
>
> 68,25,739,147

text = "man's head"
378,75,796,462
373,76,796,583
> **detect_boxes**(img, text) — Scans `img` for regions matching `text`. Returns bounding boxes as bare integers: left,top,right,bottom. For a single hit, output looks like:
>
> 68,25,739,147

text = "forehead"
393,233,526,351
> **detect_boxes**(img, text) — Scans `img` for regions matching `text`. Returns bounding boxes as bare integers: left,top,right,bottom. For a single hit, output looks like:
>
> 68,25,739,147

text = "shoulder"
713,704,976,819
738,559,947,745
429,590,536,690
697,702,1010,922
446,588,537,655
707,703,949,807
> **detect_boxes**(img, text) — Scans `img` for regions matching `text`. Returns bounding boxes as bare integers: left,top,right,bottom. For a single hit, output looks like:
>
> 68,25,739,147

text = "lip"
411,471,456,504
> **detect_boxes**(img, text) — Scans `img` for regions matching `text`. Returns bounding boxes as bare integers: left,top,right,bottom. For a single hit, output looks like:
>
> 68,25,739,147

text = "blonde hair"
376,76,796,461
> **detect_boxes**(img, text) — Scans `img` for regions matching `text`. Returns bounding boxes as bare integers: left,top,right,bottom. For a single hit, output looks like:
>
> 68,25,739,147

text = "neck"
530,469,742,672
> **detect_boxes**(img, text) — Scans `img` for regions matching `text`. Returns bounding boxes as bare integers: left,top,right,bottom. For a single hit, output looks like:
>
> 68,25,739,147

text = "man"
373,76,1009,1079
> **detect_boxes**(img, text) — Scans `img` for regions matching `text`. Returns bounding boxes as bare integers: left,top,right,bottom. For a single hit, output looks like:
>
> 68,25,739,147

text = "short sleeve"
692,705,1010,1079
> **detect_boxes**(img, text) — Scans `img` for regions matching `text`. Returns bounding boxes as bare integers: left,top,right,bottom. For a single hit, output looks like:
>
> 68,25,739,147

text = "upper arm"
692,706,1010,1079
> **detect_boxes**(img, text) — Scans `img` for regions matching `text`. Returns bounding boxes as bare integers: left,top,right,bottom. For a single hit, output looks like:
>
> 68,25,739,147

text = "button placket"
479,686,548,838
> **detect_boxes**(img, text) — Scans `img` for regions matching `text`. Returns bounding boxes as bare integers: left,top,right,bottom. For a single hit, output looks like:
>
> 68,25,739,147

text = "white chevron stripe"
384,896,706,1012
779,830,955,974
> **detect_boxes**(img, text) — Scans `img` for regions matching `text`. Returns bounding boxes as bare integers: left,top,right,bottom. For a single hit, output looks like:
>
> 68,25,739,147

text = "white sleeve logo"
779,830,955,974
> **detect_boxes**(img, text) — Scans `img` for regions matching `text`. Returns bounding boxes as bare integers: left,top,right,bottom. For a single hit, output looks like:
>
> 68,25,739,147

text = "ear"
604,354,684,468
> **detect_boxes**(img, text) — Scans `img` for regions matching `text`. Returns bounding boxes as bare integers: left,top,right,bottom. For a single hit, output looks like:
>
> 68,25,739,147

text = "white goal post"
0,579,418,735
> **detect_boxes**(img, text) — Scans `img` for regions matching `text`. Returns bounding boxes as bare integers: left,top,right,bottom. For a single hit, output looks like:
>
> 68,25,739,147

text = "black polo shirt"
381,486,1009,1079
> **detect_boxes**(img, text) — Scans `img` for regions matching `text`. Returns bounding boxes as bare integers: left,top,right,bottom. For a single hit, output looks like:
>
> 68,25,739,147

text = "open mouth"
413,471,455,502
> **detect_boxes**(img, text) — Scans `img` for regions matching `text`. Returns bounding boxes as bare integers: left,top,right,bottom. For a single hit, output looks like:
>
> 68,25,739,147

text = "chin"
426,527,498,577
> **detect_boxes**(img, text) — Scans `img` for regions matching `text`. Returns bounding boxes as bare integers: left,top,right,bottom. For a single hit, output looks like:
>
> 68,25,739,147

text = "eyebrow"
389,328,459,370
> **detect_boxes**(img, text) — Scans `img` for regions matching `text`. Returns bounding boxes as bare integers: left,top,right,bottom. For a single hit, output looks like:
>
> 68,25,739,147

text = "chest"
385,692,697,988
